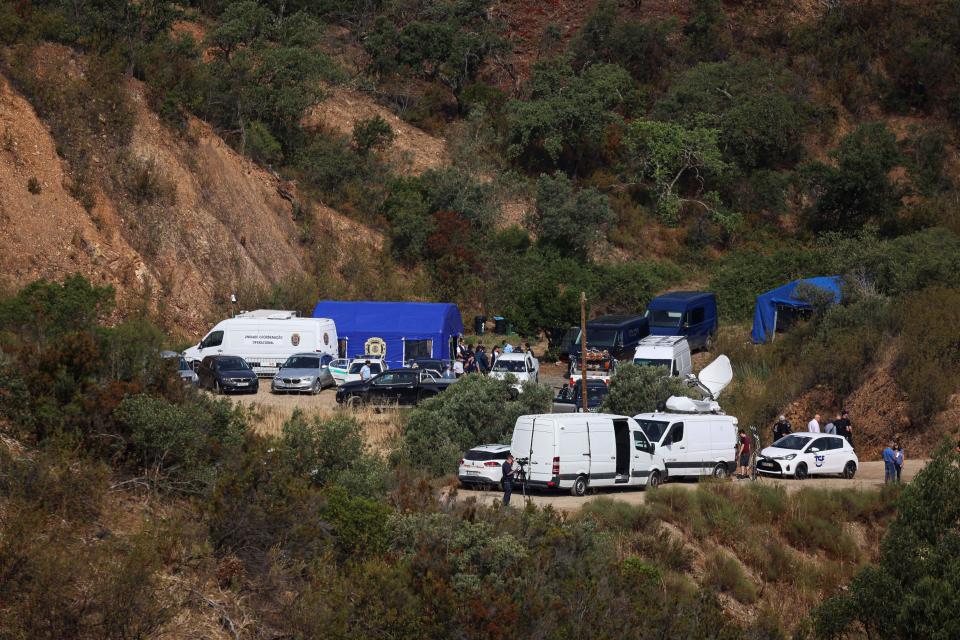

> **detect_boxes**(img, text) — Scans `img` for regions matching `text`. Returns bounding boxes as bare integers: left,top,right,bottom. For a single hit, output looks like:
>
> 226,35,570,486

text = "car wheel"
647,470,662,490
712,463,728,480
570,475,588,497
795,463,808,480
311,380,321,395
346,395,362,409
842,461,857,479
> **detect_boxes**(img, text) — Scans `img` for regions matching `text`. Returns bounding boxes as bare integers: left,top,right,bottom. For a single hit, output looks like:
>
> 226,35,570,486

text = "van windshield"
492,359,526,373
633,358,671,370
772,435,812,450
645,309,683,328
587,328,619,345
636,419,670,442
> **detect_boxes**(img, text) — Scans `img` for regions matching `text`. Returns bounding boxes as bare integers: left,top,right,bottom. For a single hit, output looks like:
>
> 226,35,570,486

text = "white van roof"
235,309,299,320
637,335,688,348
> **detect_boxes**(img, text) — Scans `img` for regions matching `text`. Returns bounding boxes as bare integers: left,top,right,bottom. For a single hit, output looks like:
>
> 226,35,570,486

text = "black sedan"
196,355,259,394
336,368,454,408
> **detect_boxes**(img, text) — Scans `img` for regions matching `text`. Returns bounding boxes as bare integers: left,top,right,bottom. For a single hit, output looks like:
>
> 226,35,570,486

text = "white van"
632,335,692,377
510,413,666,496
633,355,737,480
184,310,338,377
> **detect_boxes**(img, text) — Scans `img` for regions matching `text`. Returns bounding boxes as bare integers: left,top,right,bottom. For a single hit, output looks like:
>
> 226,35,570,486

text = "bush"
352,115,395,155
601,364,695,416
527,172,614,260
703,550,757,604
579,497,657,532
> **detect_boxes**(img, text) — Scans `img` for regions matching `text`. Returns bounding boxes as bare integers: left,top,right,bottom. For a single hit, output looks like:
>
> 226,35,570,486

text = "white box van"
632,335,692,377
633,354,737,480
510,413,666,496
184,310,338,377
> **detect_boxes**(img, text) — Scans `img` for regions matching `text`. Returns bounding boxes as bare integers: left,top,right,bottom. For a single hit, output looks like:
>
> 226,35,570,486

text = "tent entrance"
403,339,433,361
774,304,813,336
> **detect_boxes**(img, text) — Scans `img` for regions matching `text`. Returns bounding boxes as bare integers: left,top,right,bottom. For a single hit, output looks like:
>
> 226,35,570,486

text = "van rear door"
511,417,556,485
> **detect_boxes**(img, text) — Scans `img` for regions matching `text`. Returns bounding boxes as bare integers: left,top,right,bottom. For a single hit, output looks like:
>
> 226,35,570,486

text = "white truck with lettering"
184,310,338,377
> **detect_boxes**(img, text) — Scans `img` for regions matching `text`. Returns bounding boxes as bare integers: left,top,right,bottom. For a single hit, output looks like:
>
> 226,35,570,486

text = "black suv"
197,355,259,394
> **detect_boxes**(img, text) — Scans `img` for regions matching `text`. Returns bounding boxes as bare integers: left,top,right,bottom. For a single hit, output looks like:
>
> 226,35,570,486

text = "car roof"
496,352,528,359
648,291,715,306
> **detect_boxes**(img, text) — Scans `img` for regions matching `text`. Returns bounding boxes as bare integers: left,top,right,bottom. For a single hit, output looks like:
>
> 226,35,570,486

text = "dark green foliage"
895,288,960,421
902,124,953,196
601,363,695,416
683,0,727,61
323,485,391,556
527,172,614,259
814,449,960,639
401,374,552,476
507,59,634,172
799,123,902,233
709,247,820,322
352,115,395,155
654,59,815,172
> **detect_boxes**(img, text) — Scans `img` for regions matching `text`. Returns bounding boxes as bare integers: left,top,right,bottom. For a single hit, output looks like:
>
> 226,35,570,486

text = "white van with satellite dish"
184,310,338,377
632,335,692,377
510,413,665,496
633,355,738,480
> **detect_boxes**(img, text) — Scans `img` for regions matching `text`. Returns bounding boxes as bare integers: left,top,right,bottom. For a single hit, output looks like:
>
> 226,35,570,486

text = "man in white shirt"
360,360,372,382
453,358,464,377
808,414,821,433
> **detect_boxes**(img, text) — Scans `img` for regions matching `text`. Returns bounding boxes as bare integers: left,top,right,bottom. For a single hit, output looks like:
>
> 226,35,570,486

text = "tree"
352,115,395,155
601,364,694,416
526,172,614,260
800,123,902,233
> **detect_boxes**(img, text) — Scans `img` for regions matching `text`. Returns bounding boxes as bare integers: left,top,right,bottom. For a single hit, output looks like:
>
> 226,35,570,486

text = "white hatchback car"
458,444,511,489
756,432,858,479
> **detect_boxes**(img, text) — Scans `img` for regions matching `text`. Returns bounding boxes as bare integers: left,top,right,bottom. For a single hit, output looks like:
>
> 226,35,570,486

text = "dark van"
579,314,649,360
644,292,718,351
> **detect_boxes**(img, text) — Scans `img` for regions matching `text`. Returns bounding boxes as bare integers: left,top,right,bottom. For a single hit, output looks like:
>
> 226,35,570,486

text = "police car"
756,432,859,480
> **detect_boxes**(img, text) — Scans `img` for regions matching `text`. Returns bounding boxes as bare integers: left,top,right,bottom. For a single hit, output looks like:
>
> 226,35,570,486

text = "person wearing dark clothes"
502,454,515,506
773,415,792,442
476,347,490,374
464,355,478,374
834,411,853,447
736,429,752,479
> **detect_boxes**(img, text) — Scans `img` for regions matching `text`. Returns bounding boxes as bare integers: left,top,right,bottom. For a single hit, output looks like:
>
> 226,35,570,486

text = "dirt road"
458,460,926,512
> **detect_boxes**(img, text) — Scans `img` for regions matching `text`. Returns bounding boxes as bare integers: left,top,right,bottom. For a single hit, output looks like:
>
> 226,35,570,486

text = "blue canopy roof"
751,277,843,344
311,301,464,366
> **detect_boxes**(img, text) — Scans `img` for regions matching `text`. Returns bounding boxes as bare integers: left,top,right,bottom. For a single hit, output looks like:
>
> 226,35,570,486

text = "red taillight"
458,459,464,466
552,456,560,475
484,461,499,467
604,378,610,385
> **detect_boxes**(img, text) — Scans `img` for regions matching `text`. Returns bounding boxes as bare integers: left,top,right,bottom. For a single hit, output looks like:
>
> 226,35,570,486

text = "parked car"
162,350,198,385
756,433,859,479
643,292,718,351
552,379,610,413
568,349,617,386
335,367,454,407
564,315,650,361
184,309,337,377
328,358,350,385
457,444,511,489
343,356,387,384
510,413,664,496
271,353,335,394
489,352,539,390
632,336,692,377
196,355,259,394
404,358,448,377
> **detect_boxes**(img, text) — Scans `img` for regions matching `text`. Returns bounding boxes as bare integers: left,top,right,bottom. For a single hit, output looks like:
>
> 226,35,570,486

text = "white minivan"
184,310,338,377
633,354,737,480
510,413,666,496
632,335,692,377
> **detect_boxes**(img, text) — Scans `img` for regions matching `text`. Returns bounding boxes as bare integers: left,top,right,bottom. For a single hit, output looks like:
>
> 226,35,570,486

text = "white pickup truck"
489,352,539,391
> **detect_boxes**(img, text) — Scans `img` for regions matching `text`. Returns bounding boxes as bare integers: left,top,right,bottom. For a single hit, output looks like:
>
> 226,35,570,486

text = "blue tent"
751,277,843,344
311,301,464,367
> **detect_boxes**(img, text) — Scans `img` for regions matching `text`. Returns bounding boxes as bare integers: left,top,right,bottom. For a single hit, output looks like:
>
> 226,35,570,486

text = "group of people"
453,338,533,377
803,411,854,445
882,441,907,484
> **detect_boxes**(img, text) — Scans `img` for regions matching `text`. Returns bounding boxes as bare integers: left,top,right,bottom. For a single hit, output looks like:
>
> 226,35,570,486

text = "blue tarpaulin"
751,277,843,344
311,301,464,367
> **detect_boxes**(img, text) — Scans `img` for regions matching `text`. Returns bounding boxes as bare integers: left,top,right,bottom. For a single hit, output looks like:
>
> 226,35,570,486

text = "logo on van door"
291,333,301,347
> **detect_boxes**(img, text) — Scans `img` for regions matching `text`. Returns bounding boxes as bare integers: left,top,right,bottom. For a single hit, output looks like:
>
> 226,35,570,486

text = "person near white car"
756,432,858,479
808,414,821,433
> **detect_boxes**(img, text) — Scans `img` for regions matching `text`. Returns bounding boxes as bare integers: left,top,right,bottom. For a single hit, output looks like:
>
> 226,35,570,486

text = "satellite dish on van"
665,396,722,413
697,355,732,399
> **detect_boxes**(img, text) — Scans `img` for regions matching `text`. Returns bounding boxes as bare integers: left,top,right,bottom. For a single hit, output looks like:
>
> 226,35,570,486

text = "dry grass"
248,402,404,454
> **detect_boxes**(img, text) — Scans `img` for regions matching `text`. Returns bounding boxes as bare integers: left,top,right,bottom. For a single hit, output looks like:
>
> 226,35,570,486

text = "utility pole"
580,291,588,413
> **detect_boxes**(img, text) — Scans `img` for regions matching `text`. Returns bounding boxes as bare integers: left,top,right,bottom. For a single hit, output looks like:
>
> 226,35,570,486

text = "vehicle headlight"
301,376,314,383
783,453,796,460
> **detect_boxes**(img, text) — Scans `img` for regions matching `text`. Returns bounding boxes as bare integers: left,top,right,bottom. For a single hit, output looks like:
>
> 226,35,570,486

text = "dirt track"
457,460,927,512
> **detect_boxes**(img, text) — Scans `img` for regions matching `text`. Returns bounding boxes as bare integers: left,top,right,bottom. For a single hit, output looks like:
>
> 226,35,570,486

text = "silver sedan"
271,354,335,394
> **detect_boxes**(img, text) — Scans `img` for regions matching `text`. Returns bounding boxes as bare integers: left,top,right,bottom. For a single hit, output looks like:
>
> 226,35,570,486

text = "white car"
756,433,858,479
458,444,511,489
342,357,387,384
489,352,539,390
328,358,350,385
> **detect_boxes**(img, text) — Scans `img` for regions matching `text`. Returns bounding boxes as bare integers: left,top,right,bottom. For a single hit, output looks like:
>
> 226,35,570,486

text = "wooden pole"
580,291,588,413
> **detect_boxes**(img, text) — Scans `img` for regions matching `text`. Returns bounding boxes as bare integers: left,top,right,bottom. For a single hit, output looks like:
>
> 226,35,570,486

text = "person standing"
501,454,515,506
894,441,904,483
503,342,514,354
834,411,853,447
882,441,897,484
360,360,372,382
736,429,752,479
491,345,501,367
808,414,821,433
464,355,478,374
773,415,792,442
442,364,455,379
824,419,837,435
476,346,489,374
453,358,464,377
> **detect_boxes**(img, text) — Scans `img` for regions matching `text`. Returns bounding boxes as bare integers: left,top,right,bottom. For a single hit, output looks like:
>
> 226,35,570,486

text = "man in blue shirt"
502,454,515,506
882,441,897,484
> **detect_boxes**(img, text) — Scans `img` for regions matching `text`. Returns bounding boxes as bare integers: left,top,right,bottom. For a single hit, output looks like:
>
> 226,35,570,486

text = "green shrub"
323,485,391,557
579,497,657,532
352,115,395,155
703,550,757,604
601,363,694,416
527,172,614,260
